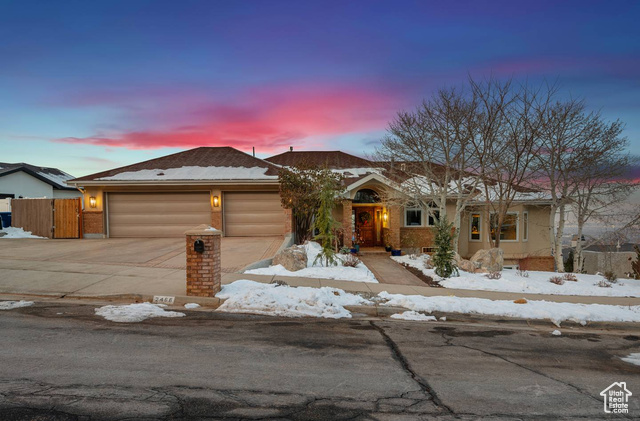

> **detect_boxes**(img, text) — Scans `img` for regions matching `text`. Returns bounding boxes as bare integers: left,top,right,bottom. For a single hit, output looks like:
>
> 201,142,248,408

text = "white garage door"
224,192,285,237
107,192,211,238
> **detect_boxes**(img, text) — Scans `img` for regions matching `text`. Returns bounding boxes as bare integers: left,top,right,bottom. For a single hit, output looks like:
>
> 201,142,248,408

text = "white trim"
523,211,529,242
489,211,519,242
469,212,482,242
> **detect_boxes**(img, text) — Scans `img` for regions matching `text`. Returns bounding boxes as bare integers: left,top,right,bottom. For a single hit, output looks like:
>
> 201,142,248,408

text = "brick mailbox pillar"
185,225,222,297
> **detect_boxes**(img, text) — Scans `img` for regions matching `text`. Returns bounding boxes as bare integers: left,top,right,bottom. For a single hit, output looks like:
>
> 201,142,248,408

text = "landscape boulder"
457,259,477,273
272,245,308,271
470,248,504,272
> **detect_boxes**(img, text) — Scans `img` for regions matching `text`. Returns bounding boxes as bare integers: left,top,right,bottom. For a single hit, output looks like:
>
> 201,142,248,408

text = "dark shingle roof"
0,162,76,190
266,151,374,169
70,147,281,182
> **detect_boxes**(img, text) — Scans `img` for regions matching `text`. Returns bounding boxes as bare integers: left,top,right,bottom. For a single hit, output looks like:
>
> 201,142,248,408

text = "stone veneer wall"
342,200,353,247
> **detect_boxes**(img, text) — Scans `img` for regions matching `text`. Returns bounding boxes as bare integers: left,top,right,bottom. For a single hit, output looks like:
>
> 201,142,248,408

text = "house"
68,146,553,269
0,162,81,212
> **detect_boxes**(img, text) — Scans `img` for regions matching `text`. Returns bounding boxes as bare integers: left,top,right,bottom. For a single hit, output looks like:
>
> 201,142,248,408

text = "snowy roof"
0,162,76,190
70,147,281,184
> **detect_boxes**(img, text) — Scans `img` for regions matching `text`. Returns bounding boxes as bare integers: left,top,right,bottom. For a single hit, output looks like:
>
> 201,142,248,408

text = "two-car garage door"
107,191,285,238
107,192,211,238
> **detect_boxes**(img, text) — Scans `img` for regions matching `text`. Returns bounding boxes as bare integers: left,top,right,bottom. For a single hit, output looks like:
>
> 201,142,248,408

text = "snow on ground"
0,227,46,239
95,303,186,323
216,280,372,319
184,303,200,309
390,311,437,321
246,241,379,283
393,255,640,297
621,353,640,366
0,300,34,310
378,291,640,326
552,330,562,336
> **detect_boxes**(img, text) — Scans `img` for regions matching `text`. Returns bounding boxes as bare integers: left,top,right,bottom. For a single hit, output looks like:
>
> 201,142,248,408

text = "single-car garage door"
224,192,284,237
107,192,211,237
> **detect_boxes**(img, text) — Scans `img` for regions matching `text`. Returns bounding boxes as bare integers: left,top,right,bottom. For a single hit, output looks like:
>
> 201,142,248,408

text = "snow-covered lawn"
245,241,378,283
0,300,34,310
0,227,46,239
95,303,186,323
379,291,640,326
393,255,640,297
216,279,372,318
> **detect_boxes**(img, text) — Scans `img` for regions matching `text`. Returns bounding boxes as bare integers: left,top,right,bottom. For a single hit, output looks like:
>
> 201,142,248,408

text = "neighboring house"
0,162,81,210
581,243,638,278
68,146,553,269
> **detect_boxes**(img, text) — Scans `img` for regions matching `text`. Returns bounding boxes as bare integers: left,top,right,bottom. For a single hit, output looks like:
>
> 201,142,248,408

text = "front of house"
68,146,553,269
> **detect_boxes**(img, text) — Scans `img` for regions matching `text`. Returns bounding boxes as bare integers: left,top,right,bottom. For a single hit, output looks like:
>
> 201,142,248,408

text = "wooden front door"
53,198,82,239
355,207,375,247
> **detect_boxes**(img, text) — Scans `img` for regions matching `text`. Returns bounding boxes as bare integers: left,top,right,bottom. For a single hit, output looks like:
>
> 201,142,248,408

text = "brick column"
342,200,353,247
284,207,293,235
388,205,401,249
185,225,222,297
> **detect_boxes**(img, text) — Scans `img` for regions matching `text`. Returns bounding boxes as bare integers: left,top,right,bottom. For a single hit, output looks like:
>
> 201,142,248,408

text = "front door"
355,207,375,247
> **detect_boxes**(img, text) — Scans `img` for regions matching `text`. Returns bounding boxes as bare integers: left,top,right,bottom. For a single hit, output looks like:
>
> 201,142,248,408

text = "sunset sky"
0,0,638,179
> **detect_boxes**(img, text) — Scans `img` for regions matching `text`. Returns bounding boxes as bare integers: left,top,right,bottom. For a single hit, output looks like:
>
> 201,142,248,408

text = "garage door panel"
224,192,285,237
108,192,211,238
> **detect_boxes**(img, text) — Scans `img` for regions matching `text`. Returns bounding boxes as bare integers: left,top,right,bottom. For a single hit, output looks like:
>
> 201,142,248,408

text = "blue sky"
0,0,638,178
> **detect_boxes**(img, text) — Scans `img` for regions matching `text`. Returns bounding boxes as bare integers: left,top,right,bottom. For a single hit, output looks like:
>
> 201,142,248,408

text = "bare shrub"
562,273,578,282
549,276,564,285
485,271,502,280
516,269,529,278
595,280,612,288
603,271,617,283
342,254,361,268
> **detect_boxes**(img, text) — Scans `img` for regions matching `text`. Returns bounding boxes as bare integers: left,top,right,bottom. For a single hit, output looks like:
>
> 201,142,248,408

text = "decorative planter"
354,244,360,252
350,248,358,254
391,249,402,257
385,246,392,252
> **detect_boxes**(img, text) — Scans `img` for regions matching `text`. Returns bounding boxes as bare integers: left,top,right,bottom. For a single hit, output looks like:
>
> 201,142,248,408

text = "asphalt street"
1,301,639,420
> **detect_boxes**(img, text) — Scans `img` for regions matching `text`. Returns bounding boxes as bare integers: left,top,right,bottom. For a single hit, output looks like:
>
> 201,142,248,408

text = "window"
469,213,481,241
405,208,422,226
490,212,518,241
523,211,528,242
427,210,440,226
353,188,380,204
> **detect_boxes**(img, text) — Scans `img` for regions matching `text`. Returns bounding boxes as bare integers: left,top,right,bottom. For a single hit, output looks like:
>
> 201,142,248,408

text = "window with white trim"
490,212,518,242
405,208,423,226
469,213,481,241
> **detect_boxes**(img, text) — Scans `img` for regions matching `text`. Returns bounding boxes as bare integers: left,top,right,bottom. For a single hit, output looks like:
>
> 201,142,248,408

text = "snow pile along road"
390,311,437,321
0,227,46,239
216,280,372,319
95,303,186,323
393,255,640,297
0,300,34,310
379,291,640,326
621,353,640,366
246,241,378,283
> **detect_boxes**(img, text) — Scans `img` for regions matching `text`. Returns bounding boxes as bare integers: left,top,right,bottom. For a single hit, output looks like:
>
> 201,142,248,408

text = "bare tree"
375,86,481,250
532,99,605,271
470,77,550,248
571,119,636,271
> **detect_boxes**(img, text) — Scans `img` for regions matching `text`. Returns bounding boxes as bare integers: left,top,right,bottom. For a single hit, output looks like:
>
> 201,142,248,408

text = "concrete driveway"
0,236,283,297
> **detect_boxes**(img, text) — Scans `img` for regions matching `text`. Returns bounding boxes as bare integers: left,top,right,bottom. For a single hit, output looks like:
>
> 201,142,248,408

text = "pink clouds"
54,83,402,152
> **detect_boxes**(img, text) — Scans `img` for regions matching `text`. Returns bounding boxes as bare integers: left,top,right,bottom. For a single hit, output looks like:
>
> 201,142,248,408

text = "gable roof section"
0,162,76,190
266,150,375,170
69,147,281,184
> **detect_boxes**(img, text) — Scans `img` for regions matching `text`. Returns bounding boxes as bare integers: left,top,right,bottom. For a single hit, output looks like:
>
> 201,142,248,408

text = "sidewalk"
1,257,640,307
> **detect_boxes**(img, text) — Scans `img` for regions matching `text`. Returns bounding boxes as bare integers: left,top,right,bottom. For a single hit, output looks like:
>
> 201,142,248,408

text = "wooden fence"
11,198,83,239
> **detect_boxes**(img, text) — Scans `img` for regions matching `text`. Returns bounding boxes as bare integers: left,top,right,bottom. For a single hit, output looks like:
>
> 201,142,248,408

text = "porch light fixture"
89,196,97,208
383,212,388,222
213,195,220,207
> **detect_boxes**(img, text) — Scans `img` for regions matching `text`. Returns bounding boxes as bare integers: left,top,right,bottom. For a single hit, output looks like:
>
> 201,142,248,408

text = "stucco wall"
0,171,53,198
583,251,635,278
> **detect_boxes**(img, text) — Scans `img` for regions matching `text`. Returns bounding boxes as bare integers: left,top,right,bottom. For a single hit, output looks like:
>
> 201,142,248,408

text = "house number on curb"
152,296,175,305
